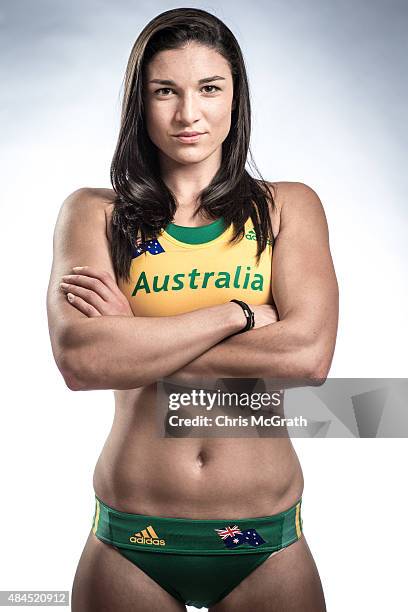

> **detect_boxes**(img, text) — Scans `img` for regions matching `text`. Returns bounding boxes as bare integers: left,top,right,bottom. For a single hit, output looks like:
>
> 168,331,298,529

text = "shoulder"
59,187,116,240
272,181,324,214
263,181,326,236
264,181,322,210
61,186,115,214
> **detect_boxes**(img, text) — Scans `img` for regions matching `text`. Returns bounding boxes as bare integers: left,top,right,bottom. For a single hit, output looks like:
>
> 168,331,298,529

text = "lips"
173,132,205,144
175,132,203,136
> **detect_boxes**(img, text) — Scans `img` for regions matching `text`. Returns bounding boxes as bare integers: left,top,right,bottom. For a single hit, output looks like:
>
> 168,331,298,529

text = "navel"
196,450,206,468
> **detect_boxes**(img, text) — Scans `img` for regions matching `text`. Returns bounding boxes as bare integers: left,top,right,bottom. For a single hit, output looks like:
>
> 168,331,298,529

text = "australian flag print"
132,239,165,259
215,525,266,549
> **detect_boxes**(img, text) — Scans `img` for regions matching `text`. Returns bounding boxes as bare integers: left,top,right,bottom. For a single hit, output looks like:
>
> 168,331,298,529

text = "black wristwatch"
230,299,255,334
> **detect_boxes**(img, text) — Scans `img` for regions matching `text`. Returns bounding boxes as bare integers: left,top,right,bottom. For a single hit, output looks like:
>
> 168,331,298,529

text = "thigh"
71,531,186,612
209,535,326,612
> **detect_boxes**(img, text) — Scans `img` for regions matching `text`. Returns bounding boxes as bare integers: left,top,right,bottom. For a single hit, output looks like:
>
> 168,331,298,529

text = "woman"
47,7,338,611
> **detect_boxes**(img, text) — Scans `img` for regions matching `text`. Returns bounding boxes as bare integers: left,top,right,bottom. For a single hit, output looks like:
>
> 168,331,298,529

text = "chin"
170,150,211,164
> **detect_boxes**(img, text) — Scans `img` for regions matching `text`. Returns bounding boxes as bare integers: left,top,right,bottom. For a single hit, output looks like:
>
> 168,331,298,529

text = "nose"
175,91,201,126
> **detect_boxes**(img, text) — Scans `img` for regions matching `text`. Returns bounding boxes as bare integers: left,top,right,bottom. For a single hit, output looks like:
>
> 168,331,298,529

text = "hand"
59,266,134,317
250,303,280,329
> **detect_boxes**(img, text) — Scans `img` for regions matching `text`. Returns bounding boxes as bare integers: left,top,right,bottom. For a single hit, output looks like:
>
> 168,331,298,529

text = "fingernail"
67,293,74,302
73,266,84,270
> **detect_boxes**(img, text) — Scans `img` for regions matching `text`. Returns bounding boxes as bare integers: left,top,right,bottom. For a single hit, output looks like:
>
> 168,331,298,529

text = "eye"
153,85,221,97
202,85,221,94
154,87,174,96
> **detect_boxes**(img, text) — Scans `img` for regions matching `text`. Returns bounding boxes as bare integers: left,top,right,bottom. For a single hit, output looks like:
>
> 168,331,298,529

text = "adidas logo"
129,525,166,546
245,228,273,246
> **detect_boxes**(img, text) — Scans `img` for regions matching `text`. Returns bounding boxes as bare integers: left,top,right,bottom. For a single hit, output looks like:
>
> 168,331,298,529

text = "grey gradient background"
1,1,407,611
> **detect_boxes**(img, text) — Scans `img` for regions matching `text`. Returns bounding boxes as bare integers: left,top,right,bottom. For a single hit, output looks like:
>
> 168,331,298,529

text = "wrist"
221,301,247,335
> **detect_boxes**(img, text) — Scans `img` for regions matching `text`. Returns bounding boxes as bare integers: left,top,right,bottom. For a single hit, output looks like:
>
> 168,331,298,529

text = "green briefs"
92,494,303,609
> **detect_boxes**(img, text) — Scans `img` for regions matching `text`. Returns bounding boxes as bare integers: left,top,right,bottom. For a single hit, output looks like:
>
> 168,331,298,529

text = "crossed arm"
169,182,338,385
46,184,338,391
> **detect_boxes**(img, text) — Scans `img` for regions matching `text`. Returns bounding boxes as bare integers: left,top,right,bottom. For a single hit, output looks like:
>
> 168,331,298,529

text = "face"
143,42,234,166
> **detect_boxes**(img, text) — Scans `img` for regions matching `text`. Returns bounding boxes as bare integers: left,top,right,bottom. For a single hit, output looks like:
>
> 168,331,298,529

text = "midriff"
92,383,304,519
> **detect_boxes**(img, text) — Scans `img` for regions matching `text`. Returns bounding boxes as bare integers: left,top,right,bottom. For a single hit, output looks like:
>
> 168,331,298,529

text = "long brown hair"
110,7,276,283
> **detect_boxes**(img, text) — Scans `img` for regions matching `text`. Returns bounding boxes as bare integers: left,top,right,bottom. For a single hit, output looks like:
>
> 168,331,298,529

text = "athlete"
46,8,338,611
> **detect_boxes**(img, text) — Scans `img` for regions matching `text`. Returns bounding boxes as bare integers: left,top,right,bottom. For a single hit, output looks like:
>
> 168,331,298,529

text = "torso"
92,183,304,518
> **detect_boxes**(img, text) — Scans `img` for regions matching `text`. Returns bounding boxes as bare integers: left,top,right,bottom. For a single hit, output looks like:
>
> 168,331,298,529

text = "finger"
65,293,101,317
60,274,111,302
70,266,118,293
61,270,132,316
60,283,108,314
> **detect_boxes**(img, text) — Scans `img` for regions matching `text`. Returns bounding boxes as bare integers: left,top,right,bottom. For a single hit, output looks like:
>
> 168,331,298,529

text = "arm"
46,188,247,391
168,182,339,384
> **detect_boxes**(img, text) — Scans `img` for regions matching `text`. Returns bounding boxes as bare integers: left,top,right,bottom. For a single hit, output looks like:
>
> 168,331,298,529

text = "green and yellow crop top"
118,216,273,317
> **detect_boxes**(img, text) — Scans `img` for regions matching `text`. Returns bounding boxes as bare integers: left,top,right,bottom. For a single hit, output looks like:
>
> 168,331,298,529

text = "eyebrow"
149,75,226,86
